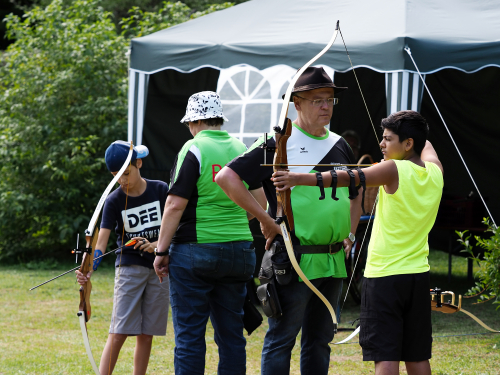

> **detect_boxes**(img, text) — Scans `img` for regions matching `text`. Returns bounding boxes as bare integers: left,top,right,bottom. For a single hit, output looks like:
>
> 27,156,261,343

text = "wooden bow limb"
279,220,339,329
77,226,101,375
79,311,100,375
458,308,500,333
431,289,500,333
333,326,361,345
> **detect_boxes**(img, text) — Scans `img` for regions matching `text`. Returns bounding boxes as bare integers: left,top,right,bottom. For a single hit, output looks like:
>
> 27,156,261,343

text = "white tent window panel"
385,72,425,115
217,65,334,147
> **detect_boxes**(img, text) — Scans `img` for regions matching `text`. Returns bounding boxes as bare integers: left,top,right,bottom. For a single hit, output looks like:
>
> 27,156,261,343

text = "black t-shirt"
101,179,169,268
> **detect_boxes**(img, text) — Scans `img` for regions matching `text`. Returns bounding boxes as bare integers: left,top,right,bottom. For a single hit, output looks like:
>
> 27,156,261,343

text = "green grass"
1,249,499,374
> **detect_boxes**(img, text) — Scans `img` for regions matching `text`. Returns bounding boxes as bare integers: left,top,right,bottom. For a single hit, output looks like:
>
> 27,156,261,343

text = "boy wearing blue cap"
76,141,169,375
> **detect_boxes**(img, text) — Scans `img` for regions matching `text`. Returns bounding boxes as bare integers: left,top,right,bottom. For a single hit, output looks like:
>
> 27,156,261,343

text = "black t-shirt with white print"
101,179,169,269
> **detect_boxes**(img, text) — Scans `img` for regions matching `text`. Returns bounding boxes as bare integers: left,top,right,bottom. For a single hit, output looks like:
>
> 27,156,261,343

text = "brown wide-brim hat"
283,66,348,101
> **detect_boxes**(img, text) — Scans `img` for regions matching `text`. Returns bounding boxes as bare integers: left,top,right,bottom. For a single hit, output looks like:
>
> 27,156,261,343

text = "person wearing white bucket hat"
180,91,229,124
154,91,267,374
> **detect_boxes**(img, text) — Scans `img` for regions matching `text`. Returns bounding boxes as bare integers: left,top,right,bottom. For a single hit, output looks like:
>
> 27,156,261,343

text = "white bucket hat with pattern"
180,91,229,123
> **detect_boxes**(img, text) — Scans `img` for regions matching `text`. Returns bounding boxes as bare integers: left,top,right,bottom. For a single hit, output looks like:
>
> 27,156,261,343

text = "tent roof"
130,0,500,74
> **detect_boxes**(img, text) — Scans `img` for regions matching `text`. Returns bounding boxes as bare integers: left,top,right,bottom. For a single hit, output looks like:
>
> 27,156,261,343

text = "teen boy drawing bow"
272,110,444,375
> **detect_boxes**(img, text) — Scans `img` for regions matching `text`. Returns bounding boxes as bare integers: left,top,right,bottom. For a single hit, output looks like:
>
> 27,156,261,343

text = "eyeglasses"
294,95,338,107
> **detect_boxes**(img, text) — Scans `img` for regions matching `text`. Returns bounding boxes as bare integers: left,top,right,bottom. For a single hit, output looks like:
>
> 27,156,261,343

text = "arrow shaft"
29,241,138,291
29,265,82,290
262,164,373,167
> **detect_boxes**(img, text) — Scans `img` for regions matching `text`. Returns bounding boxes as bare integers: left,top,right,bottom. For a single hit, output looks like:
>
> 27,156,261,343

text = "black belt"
294,242,343,255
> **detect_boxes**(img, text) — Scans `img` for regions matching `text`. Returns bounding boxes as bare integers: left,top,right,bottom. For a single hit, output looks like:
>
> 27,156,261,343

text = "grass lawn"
1,249,499,374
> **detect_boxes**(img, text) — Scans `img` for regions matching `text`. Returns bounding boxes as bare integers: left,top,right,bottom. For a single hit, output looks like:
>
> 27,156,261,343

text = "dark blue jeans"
169,241,255,375
261,277,343,375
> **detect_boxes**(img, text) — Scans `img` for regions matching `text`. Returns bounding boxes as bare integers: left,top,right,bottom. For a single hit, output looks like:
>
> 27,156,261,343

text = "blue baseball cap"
105,141,149,172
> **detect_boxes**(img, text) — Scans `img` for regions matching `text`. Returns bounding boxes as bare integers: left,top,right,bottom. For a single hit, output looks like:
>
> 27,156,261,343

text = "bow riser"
274,118,294,231
79,226,99,322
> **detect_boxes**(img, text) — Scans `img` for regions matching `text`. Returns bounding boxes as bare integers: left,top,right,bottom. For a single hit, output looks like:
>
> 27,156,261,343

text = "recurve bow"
273,21,342,333
76,142,134,375
431,288,500,333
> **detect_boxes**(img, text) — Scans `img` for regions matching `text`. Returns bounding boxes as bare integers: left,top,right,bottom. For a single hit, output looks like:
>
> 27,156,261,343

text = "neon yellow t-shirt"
365,160,443,278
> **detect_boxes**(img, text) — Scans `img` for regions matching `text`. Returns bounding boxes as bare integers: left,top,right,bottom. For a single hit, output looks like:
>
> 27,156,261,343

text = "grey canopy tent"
127,0,500,224
130,0,500,73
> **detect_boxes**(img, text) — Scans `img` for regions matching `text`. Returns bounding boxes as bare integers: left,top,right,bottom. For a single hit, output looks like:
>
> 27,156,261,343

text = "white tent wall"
385,72,425,115
128,70,150,146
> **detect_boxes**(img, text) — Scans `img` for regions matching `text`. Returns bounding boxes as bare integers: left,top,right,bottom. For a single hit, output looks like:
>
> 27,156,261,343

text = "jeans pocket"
243,247,256,278
191,243,224,275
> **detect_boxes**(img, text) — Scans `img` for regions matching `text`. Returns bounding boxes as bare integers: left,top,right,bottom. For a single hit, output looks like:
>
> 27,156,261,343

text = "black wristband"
154,248,169,256
356,167,367,213
346,169,358,200
316,172,325,200
329,170,339,201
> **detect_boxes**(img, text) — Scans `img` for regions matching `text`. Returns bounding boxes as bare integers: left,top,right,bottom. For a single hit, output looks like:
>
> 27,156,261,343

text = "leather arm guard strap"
356,167,367,213
316,172,325,200
329,170,339,201
346,169,358,200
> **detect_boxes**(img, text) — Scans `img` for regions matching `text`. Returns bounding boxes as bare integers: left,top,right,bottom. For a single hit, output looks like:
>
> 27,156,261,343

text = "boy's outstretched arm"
421,141,444,174
272,161,399,192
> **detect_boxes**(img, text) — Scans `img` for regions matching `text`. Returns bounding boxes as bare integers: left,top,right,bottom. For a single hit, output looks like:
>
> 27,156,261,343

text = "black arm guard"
316,172,325,200
356,167,367,213
346,169,358,200
329,170,339,201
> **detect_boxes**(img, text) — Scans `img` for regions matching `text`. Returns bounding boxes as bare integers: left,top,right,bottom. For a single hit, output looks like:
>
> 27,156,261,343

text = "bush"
457,218,500,309
0,0,233,262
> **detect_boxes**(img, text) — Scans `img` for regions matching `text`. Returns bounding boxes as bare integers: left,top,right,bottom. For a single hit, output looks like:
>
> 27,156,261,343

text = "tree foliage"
120,1,232,38
457,218,500,309
0,0,233,262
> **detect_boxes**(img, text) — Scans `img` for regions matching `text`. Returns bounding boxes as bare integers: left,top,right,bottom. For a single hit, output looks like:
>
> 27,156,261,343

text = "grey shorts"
109,265,169,336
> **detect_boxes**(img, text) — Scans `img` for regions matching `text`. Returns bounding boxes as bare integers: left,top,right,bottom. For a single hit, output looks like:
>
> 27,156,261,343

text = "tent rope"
405,47,497,228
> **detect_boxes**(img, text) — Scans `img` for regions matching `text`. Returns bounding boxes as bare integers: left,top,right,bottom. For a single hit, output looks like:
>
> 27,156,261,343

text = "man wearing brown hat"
216,67,363,374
